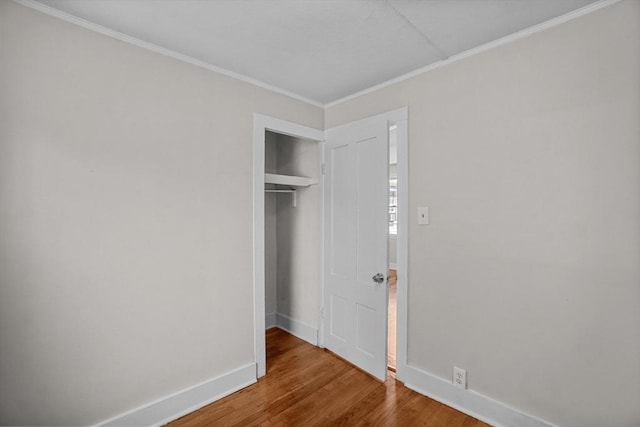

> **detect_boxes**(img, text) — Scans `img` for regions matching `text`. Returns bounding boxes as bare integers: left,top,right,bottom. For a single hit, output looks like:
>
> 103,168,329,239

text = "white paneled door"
323,115,389,381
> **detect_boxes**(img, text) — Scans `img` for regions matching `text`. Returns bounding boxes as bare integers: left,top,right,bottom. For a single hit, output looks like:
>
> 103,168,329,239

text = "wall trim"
97,363,256,427
10,0,323,108
265,311,277,329
402,364,557,427
325,0,622,108
276,313,318,346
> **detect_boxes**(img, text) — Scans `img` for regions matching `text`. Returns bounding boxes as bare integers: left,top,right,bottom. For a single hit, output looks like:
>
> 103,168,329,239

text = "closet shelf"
265,173,315,187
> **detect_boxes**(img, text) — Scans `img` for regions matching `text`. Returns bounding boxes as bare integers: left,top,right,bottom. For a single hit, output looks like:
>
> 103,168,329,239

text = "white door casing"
323,115,389,381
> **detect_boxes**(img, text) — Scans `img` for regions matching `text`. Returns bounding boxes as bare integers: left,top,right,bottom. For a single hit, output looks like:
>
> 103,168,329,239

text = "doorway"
264,130,321,352
388,123,398,372
252,114,324,378
321,108,408,381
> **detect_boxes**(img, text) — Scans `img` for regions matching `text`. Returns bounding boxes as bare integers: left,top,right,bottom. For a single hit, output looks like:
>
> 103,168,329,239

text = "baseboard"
276,312,318,346
98,363,256,426
265,311,277,329
402,364,557,427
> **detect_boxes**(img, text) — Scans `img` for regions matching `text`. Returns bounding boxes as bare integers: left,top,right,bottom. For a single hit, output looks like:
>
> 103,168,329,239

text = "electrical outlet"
453,367,467,389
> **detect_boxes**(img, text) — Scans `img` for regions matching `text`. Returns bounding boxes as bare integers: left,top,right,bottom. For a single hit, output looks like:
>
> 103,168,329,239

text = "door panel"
323,117,389,380
356,136,387,286
356,303,376,355
329,143,352,278
330,295,348,342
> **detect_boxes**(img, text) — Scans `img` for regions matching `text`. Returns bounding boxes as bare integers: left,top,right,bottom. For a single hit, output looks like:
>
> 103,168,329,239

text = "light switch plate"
417,207,429,225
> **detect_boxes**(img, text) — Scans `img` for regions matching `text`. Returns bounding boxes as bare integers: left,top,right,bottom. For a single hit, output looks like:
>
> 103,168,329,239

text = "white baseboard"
402,364,556,427
276,313,318,346
98,363,256,426
265,311,277,329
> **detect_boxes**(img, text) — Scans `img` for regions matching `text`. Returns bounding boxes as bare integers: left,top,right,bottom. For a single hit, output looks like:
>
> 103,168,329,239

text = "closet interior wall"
264,131,320,336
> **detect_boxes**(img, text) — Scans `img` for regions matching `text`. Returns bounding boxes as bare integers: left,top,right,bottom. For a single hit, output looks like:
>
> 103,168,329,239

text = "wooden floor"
170,328,488,427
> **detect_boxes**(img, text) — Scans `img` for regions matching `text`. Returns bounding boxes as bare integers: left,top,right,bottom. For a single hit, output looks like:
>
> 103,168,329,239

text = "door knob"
372,273,384,284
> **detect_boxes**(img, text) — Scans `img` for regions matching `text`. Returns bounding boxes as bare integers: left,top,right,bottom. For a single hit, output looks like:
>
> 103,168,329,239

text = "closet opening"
264,130,321,372
388,124,398,372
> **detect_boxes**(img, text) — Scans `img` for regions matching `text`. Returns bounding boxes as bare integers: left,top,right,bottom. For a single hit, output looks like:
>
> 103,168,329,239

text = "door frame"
393,108,409,382
253,108,408,381
252,113,324,378
320,107,408,381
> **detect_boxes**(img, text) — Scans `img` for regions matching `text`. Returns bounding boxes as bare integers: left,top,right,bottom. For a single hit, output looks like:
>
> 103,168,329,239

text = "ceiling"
35,0,599,105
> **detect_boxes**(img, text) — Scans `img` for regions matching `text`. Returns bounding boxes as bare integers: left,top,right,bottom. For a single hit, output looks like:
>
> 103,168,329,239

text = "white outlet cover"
453,366,467,389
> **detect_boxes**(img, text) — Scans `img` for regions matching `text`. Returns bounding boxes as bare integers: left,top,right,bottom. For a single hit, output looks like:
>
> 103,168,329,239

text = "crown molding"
12,0,622,110
11,0,325,108
325,0,622,108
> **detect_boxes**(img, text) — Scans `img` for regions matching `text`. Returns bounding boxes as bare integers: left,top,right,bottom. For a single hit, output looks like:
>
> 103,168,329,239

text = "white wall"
326,1,640,426
0,2,323,425
275,135,320,329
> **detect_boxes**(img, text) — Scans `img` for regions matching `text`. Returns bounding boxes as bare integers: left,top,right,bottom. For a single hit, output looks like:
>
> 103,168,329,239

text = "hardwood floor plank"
170,329,489,427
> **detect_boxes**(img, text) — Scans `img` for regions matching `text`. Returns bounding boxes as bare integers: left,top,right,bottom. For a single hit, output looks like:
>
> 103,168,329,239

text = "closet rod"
265,188,297,208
